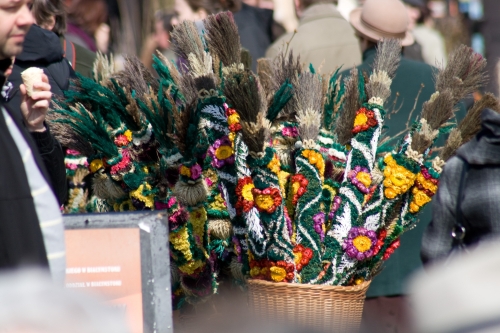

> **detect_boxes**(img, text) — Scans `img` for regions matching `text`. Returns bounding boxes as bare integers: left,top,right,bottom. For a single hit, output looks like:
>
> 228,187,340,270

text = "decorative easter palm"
50,11,492,315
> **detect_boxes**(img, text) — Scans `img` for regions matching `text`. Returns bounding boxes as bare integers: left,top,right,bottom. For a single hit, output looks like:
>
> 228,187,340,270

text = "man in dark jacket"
4,24,69,204
344,0,462,331
0,0,66,283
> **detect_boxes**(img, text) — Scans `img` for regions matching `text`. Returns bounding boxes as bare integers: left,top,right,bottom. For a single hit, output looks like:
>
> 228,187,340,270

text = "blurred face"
0,0,34,60
406,4,421,30
173,0,196,23
154,21,170,50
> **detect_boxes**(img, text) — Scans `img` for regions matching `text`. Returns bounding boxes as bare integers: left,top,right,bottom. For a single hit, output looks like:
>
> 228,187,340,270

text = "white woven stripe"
31,185,50,197
340,187,362,215
351,138,373,171
22,149,32,163
40,218,63,229
47,251,66,260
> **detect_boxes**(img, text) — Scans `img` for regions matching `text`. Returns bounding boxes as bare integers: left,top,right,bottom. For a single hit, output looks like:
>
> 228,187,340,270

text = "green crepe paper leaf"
309,63,316,74
52,104,118,158
358,69,367,105
267,79,294,122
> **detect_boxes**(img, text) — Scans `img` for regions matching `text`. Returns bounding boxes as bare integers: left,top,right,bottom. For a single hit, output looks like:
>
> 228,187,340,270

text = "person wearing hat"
404,0,448,66
265,0,361,74
346,0,453,331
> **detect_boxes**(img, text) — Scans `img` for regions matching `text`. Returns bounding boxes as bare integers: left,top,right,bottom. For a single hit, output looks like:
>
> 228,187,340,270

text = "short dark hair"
155,10,175,33
32,0,67,36
67,0,108,36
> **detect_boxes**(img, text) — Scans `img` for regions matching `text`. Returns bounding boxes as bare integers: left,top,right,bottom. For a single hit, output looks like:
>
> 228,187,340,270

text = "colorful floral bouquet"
49,12,493,308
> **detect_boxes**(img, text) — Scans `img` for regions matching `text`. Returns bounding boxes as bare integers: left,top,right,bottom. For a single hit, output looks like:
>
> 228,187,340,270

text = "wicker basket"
247,279,371,332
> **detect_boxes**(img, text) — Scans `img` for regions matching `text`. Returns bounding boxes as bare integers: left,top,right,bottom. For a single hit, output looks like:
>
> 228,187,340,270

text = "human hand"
20,73,52,133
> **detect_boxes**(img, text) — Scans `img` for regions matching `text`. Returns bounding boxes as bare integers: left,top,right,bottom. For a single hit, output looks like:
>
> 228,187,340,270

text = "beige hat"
349,0,414,47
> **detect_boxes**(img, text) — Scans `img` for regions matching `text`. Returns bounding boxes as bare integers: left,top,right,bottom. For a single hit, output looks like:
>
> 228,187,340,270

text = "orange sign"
65,228,143,333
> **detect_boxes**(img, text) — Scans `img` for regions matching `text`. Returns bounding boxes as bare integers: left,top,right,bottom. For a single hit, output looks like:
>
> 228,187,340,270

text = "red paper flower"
352,107,378,134
252,187,282,214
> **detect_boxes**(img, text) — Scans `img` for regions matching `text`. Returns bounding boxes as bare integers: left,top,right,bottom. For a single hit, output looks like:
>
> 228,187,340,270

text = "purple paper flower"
329,196,342,220
347,166,371,194
313,212,325,241
208,136,235,168
342,227,377,261
282,126,299,138
190,164,202,180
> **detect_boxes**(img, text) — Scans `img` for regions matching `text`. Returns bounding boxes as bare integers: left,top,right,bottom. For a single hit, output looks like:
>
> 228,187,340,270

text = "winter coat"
422,108,500,262
7,24,74,122
0,58,50,269
265,3,361,75
4,25,69,204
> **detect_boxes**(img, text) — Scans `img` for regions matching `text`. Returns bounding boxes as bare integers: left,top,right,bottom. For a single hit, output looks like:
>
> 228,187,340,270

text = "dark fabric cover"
342,47,465,297
233,3,275,71
422,109,500,262
0,60,49,269
60,36,96,78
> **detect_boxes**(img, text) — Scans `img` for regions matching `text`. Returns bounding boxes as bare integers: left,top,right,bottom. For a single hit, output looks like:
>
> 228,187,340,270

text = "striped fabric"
2,108,65,284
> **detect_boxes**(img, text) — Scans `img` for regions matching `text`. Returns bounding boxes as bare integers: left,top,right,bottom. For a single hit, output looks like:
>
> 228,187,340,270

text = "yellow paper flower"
124,130,133,141
254,194,274,211
354,112,368,127
383,154,416,199
353,235,372,252
267,156,281,175
294,251,303,265
190,207,207,239
130,183,155,208
179,259,204,275
354,277,365,285
180,165,192,178
169,226,193,262
416,173,438,193
227,113,240,125
414,190,431,207
270,266,287,282
409,202,420,214
209,194,227,211
250,267,261,277
89,159,104,173
241,183,255,201
278,170,289,194
356,172,372,187
302,150,325,177
215,145,234,160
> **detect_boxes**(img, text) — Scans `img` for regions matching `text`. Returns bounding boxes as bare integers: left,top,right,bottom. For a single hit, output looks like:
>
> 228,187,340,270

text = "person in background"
32,0,97,78
266,0,361,75
0,0,66,283
411,236,500,333
345,0,446,331
66,0,109,53
405,0,447,66
421,106,500,263
140,10,177,72
401,0,425,62
233,0,286,71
